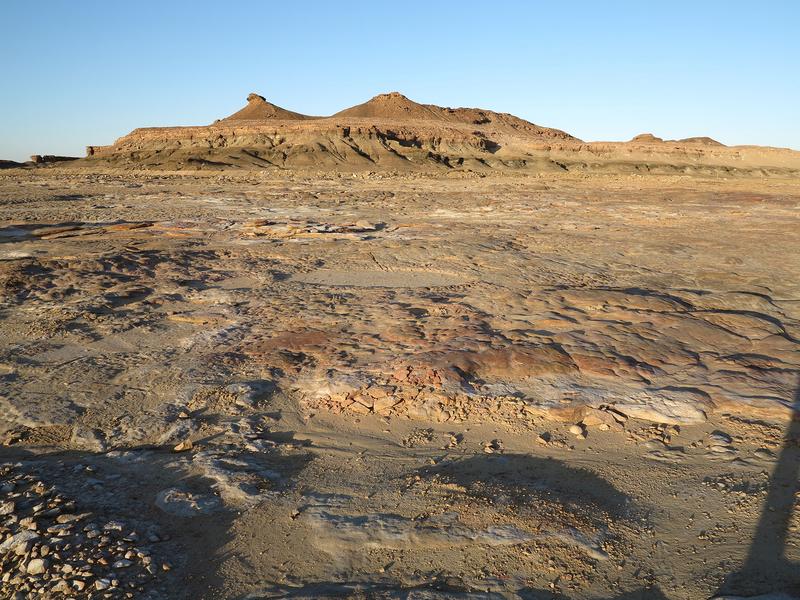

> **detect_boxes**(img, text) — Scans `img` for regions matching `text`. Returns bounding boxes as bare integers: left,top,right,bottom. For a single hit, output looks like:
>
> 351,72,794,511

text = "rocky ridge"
78,92,800,175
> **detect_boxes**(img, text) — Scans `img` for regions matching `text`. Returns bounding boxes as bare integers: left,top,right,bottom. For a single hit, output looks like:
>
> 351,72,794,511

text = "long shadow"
517,588,669,600
418,454,671,600
519,376,800,600
243,582,672,600
0,446,238,599
418,452,633,519
239,378,800,600
715,375,800,597
517,375,800,600
243,453,663,600
0,440,314,600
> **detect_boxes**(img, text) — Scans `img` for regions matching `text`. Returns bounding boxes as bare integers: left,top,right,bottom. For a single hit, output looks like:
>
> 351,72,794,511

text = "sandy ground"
0,170,798,599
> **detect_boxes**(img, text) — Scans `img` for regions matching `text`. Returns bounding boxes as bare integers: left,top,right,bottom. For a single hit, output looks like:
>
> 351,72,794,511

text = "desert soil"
0,170,798,599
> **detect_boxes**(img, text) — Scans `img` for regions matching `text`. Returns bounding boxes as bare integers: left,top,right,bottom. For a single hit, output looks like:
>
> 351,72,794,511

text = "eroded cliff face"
82,93,800,175
85,120,558,171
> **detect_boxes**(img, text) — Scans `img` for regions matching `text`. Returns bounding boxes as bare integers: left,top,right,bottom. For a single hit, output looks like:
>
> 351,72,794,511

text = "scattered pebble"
0,462,167,598
173,439,193,452
26,558,48,575
568,424,586,439
708,430,733,445
113,558,133,568
95,577,111,590
482,439,503,453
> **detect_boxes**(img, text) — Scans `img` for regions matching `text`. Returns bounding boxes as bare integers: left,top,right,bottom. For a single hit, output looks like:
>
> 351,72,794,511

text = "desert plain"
0,93,799,600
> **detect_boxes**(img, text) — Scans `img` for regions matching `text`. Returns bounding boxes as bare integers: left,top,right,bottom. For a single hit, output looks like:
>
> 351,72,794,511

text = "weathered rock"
568,424,584,436
172,439,193,453
581,409,618,428
0,530,39,554
154,488,221,517
26,558,48,575
113,558,132,568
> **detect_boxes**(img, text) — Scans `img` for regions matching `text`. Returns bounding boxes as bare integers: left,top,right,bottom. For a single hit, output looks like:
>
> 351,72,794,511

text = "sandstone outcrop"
220,92,313,121
79,92,800,175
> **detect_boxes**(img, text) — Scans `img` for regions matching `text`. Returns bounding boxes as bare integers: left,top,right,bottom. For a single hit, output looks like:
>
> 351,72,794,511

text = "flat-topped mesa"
676,136,724,146
630,133,725,146
80,90,799,174
220,92,312,121
630,133,664,143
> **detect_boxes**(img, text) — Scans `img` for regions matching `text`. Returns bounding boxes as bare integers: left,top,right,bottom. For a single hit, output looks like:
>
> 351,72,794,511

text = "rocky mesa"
81,92,800,175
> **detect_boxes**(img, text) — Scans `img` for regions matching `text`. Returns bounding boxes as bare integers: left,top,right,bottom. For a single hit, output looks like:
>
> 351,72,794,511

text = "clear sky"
1,1,798,161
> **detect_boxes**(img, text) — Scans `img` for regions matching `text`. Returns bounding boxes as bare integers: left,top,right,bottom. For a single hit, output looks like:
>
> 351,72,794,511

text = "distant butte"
221,93,313,121
218,91,576,141
631,133,724,146
77,91,800,176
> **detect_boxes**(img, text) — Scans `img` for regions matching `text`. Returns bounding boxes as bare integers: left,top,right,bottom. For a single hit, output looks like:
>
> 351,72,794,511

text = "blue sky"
1,1,798,161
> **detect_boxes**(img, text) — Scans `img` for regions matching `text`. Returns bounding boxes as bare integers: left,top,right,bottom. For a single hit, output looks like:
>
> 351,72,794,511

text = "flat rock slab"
155,488,222,517
293,269,472,288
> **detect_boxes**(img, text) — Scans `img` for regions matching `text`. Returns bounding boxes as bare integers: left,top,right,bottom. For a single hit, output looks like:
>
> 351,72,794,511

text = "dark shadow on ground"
715,375,800,598
241,581,672,599
0,446,238,599
518,587,669,600
239,579,672,599
0,440,312,600
418,452,633,519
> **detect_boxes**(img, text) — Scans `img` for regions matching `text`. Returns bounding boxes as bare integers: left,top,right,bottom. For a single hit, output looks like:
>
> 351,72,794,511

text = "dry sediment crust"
1,173,797,433
0,168,798,599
